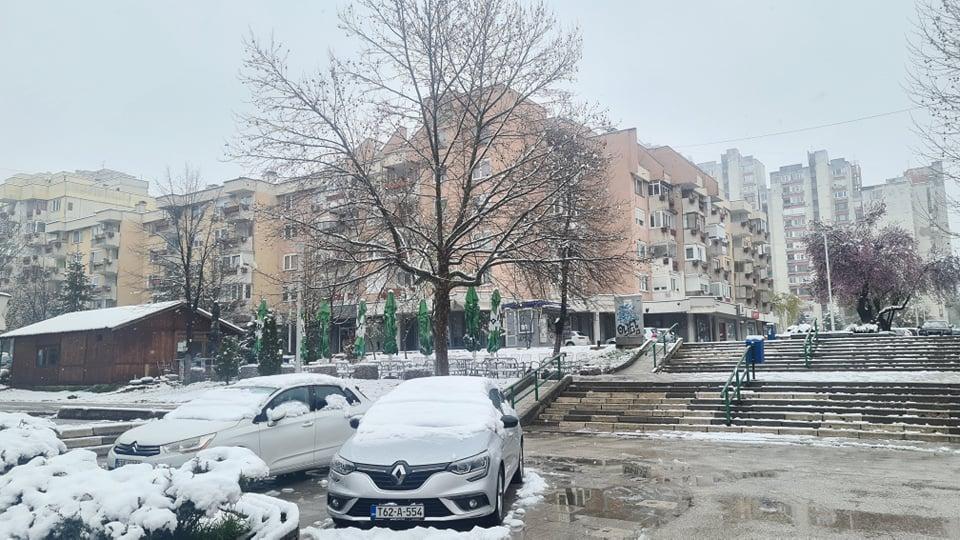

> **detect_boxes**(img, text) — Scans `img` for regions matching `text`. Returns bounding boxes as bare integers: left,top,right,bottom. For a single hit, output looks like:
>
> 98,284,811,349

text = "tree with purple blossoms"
804,204,960,331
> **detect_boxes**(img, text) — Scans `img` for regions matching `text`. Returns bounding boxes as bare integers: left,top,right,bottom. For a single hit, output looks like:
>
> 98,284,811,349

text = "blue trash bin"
745,335,765,364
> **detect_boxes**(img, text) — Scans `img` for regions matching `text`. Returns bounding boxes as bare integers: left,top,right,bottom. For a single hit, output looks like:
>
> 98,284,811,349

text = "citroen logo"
390,462,408,485
130,441,139,453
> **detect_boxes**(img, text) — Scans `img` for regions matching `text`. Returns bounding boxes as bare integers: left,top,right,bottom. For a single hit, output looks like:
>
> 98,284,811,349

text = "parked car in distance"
919,320,953,336
107,374,370,475
327,376,523,527
563,330,591,346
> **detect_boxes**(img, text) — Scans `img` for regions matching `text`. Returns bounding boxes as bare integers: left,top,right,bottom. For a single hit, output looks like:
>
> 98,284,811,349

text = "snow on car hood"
346,377,506,459
340,427,496,466
165,386,277,422
114,418,240,447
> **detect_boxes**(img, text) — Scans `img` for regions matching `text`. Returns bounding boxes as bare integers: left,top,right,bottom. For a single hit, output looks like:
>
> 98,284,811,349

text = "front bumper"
106,448,192,470
327,466,498,523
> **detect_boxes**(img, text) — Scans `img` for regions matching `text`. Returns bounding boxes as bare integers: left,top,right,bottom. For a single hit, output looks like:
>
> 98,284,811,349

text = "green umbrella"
354,300,366,359
383,291,398,356
487,289,503,354
418,299,433,356
253,298,268,355
464,286,481,354
317,302,331,360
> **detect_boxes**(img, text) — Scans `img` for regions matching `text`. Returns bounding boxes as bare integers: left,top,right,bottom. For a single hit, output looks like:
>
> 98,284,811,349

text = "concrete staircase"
532,380,960,444
57,422,143,457
663,335,960,372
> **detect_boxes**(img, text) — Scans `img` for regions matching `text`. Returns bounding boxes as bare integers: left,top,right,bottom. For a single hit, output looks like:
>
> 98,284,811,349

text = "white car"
563,330,592,346
327,376,523,527
107,374,370,475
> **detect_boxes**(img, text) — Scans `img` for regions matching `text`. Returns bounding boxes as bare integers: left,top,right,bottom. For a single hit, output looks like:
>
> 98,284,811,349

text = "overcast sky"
0,0,928,189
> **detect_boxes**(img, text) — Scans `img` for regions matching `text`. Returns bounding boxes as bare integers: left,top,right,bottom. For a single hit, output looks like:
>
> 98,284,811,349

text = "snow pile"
0,446,278,539
785,323,813,335
513,470,548,506
235,492,300,540
354,377,503,442
0,412,66,474
845,323,879,333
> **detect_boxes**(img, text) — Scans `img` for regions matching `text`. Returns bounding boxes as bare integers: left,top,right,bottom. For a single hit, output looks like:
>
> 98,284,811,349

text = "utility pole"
823,230,836,332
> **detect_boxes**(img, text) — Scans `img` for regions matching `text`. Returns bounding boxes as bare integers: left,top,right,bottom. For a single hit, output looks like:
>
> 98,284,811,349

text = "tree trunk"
433,284,451,376
856,283,872,323
182,307,196,385
552,258,570,356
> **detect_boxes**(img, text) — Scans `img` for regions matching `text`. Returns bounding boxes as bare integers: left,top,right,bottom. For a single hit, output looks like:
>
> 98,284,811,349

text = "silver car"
326,376,523,527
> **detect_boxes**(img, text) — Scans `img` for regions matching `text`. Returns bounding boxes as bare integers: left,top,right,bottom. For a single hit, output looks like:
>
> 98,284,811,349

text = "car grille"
113,442,161,457
346,497,453,518
355,462,448,490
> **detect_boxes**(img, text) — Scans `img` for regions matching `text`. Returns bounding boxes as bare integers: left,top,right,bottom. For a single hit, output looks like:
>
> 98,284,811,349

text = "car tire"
511,443,524,485
480,467,505,527
565,341,574,346
332,518,352,529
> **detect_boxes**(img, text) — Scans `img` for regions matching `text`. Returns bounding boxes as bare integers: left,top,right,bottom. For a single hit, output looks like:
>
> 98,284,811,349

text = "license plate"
371,504,424,520
114,459,141,468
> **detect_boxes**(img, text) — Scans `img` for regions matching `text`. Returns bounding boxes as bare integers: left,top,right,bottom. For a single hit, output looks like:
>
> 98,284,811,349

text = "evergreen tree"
57,255,94,314
214,336,242,383
383,291,398,356
258,310,282,375
240,321,258,365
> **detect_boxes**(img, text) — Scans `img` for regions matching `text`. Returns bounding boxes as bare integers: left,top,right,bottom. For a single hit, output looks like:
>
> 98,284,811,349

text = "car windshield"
926,321,948,328
166,386,280,421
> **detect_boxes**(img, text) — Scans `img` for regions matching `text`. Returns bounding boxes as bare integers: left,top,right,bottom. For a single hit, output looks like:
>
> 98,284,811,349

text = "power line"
677,106,923,148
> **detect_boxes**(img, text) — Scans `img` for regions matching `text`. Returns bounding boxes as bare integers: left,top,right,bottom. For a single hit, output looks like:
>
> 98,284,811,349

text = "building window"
650,210,675,229
67,202,74,211
36,345,60,368
834,190,847,199
51,199,61,212
684,244,706,262
638,275,649,292
283,253,300,271
283,224,298,239
471,159,491,180
636,240,647,258
634,208,645,225
72,231,81,244
282,286,296,303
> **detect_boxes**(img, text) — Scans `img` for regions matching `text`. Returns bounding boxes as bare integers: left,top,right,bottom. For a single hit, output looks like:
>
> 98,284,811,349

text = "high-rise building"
0,169,155,310
698,149,768,212
768,150,862,305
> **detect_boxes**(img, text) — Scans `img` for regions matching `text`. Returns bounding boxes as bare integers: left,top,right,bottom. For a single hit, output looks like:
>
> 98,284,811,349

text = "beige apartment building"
0,169,155,310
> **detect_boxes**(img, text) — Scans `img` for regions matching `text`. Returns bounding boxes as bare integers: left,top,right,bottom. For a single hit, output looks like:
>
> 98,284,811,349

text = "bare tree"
0,206,21,284
5,266,57,329
234,0,594,374
144,166,223,381
513,124,631,354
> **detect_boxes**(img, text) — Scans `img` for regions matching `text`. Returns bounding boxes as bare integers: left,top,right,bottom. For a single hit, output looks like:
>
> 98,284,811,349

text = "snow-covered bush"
0,412,65,474
785,323,813,335
0,445,298,540
845,323,879,333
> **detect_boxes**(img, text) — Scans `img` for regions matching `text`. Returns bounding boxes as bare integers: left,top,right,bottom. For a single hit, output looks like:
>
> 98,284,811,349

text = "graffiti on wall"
615,295,644,338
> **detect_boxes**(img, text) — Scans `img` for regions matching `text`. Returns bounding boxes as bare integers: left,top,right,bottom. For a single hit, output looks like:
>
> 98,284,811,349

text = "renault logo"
390,462,408,485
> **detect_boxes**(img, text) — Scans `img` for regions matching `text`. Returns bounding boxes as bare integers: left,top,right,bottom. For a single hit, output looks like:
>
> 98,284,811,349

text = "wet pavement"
252,432,960,538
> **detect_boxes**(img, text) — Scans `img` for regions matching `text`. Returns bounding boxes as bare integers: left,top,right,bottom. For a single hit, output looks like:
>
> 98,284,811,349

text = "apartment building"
861,161,952,320
698,148,768,212
0,169,155,309
768,151,862,308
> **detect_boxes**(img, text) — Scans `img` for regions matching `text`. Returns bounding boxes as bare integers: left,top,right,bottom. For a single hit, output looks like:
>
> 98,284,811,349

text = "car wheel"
565,341,574,346
480,467,505,527
332,518,352,528
511,443,524,485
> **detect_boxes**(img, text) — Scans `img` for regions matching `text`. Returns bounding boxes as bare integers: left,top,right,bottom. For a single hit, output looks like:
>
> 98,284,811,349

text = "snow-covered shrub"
845,323,879,333
785,323,813,335
0,412,65,474
0,446,290,540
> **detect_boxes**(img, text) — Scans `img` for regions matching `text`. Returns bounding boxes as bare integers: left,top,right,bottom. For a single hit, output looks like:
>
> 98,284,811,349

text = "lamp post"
823,230,836,332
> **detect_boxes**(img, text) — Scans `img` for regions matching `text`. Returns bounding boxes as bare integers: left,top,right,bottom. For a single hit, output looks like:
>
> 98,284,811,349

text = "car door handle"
301,421,314,427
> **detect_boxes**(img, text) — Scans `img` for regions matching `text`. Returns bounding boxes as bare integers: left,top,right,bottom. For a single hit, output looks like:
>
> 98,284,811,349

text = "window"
670,277,679,291
221,254,241,271
283,253,300,271
684,244,706,262
649,182,670,197
636,240,647,258
834,190,847,199
480,269,493,285
314,385,356,408
634,208,645,225
67,202,74,211
36,345,60,368
638,274,649,292
471,159,491,180
283,224,298,239
265,386,312,418
282,286,297,303
72,231,81,244
51,199,61,212
649,210,675,229
633,176,647,196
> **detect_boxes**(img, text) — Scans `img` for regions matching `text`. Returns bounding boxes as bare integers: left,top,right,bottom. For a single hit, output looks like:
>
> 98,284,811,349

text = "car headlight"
161,434,215,454
331,455,356,475
447,452,489,481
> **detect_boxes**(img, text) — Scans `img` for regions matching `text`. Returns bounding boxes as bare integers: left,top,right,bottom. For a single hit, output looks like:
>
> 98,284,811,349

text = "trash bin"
766,324,777,341
745,335,765,364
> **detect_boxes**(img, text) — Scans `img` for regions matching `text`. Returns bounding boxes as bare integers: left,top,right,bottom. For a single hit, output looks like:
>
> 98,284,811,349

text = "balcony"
222,202,253,222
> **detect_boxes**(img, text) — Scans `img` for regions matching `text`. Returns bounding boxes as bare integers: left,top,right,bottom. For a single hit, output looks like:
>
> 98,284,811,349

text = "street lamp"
822,230,836,332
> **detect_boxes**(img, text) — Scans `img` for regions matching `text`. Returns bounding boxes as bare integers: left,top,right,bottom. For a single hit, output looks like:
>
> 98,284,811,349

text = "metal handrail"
651,323,681,368
803,320,820,368
503,352,566,408
721,348,754,426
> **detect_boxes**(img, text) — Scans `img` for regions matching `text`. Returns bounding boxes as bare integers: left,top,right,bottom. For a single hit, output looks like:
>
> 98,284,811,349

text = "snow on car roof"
355,376,502,441
234,373,345,389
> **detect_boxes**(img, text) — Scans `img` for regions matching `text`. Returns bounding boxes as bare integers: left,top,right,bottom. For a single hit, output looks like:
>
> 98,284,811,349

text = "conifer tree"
57,255,94,314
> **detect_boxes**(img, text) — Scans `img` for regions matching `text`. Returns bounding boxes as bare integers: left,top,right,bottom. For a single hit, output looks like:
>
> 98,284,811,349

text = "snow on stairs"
531,381,960,444
663,335,960,372
56,421,143,457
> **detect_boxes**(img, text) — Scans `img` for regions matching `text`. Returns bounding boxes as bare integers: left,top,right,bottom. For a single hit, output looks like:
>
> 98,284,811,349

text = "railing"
721,347,755,426
803,320,820,368
503,353,566,408
651,323,681,368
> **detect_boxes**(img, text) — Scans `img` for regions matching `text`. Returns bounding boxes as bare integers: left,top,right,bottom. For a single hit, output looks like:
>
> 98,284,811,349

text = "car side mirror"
349,417,360,429
501,415,519,428
266,407,287,426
